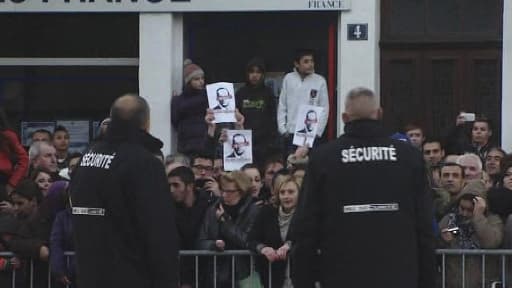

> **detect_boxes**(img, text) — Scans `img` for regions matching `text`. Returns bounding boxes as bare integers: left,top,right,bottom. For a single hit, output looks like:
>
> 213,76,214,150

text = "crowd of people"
0,48,511,288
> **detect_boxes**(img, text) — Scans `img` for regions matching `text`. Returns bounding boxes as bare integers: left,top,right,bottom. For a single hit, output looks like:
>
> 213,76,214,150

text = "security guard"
70,94,178,288
290,87,435,288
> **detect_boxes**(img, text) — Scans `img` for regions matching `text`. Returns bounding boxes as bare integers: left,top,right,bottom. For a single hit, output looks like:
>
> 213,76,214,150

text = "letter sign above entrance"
347,24,368,40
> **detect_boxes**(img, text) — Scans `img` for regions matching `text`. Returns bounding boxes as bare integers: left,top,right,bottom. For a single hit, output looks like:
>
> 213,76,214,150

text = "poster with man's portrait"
293,105,324,148
207,82,236,123
223,130,252,171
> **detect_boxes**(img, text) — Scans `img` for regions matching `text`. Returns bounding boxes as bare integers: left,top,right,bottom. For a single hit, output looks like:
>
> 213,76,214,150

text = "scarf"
278,206,295,241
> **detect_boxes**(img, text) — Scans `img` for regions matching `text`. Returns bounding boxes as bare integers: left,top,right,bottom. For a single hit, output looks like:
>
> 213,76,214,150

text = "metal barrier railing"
436,249,512,288
0,250,511,288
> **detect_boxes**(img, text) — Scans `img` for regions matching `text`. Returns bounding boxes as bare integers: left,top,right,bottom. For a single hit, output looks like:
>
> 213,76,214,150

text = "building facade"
0,0,510,153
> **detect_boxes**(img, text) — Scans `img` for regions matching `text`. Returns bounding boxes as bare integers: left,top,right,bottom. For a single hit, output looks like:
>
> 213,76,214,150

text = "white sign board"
223,130,252,171
0,0,350,12
292,105,324,148
207,82,236,124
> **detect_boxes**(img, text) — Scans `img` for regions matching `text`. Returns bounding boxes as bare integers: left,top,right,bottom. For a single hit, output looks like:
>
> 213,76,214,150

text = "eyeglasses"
193,165,213,172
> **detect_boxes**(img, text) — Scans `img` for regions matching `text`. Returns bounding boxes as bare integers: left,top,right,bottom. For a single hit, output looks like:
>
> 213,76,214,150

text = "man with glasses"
191,154,220,204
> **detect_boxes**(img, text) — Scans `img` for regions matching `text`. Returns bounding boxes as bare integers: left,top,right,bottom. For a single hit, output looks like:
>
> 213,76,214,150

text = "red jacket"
0,129,29,187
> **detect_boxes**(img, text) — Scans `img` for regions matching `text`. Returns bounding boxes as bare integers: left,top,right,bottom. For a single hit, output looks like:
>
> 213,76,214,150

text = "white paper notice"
207,82,237,123
292,105,324,148
223,130,253,171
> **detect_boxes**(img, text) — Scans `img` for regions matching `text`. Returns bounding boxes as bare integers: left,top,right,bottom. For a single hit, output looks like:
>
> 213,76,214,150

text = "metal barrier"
436,249,512,288
1,250,511,288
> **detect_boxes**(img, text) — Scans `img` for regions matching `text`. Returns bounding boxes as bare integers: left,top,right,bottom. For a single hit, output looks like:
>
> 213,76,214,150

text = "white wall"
337,0,380,135
139,13,183,155
502,1,512,152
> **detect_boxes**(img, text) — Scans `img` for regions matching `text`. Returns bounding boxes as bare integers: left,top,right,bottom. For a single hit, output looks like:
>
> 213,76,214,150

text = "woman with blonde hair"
197,171,261,288
248,175,300,288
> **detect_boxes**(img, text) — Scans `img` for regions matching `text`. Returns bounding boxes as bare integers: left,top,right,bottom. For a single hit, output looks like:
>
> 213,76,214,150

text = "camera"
195,178,212,189
445,227,460,235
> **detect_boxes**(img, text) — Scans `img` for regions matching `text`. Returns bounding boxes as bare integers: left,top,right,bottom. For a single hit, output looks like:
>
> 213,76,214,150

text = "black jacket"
248,205,290,288
171,87,209,156
197,196,260,288
289,119,435,288
70,127,179,288
235,84,279,164
175,189,210,286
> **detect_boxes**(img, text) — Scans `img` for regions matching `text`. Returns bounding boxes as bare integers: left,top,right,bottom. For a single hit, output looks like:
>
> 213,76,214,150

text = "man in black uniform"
70,94,179,288
290,87,435,288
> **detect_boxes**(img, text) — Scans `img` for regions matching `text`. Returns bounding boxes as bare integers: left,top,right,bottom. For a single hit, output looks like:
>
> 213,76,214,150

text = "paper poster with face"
223,130,253,171
293,105,324,148
207,82,237,123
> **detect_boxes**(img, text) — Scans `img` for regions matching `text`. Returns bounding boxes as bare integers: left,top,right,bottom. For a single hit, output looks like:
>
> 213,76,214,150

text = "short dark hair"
12,179,41,201
191,153,214,166
474,116,493,132
31,129,52,139
404,123,424,134
29,167,52,182
110,94,150,129
458,193,477,205
168,166,195,186
263,156,284,172
241,163,259,171
441,162,466,179
53,125,69,135
422,138,444,150
294,49,315,63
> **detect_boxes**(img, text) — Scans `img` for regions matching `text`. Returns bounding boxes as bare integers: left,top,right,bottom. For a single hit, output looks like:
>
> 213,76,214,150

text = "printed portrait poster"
21,121,55,146
293,105,324,148
207,82,237,123
223,130,253,171
56,120,90,153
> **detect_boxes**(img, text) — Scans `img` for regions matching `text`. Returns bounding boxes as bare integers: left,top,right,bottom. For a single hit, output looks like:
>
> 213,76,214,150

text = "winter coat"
175,189,210,286
0,129,29,189
70,125,179,288
50,209,75,283
248,205,291,288
439,213,503,288
171,88,209,156
197,196,260,288
290,119,436,288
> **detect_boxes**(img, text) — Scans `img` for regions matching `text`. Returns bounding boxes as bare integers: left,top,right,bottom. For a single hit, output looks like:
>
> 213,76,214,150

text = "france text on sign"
0,0,351,12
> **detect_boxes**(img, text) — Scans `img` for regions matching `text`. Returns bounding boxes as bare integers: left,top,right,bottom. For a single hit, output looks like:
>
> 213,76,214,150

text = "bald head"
110,94,150,130
342,87,381,123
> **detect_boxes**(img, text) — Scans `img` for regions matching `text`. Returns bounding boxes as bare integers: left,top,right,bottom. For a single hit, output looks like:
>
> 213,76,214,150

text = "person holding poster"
235,58,279,168
277,49,329,157
207,82,237,123
171,59,209,156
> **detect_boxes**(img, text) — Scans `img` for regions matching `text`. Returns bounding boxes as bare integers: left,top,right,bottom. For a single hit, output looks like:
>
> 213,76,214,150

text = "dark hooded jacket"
70,122,179,288
171,87,209,156
235,60,279,164
289,119,436,288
